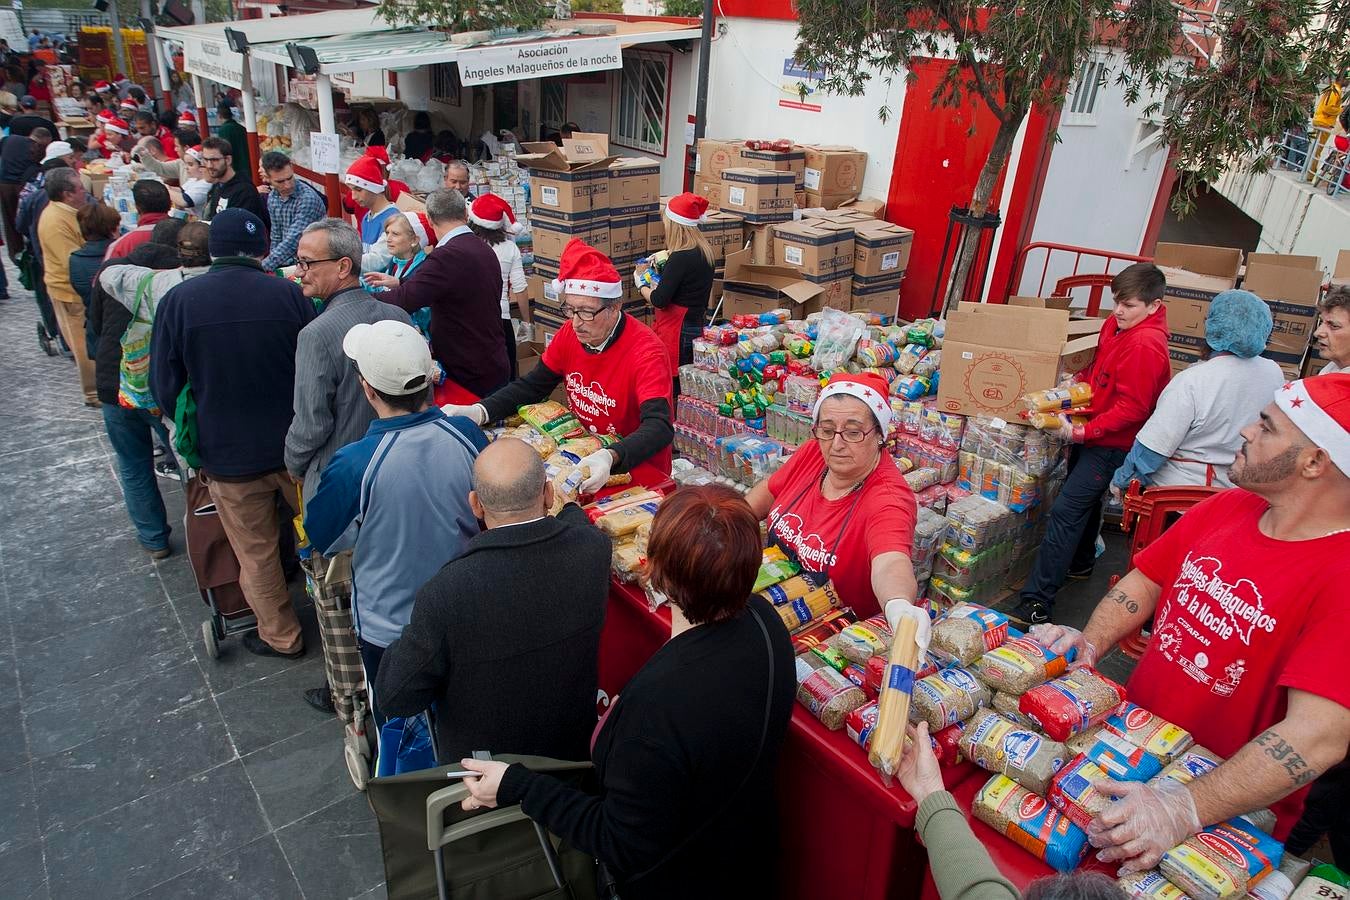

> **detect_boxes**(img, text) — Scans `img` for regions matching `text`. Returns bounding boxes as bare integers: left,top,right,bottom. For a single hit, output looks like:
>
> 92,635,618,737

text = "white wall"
706,17,903,199
1019,49,1173,299
1215,166,1350,277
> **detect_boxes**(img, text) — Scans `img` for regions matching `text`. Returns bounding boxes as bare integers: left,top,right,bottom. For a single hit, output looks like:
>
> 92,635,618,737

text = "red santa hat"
401,210,434,247
364,145,391,167
104,116,130,136
185,144,204,162
178,110,198,128
813,372,894,434
468,192,518,232
343,153,386,194
554,238,622,300
665,191,709,227
118,98,138,114
93,80,112,93
1275,374,1350,476
96,108,114,122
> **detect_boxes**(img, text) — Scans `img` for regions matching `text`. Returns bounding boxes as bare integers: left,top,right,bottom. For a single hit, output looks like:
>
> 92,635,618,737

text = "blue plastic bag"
375,712,437,777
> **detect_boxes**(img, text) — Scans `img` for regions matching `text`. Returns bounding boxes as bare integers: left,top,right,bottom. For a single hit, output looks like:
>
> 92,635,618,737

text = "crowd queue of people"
6,79,1350,895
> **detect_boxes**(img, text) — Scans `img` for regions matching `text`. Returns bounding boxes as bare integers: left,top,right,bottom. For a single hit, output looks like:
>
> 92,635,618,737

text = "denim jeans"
1020,445,1127,610
101,404,172,551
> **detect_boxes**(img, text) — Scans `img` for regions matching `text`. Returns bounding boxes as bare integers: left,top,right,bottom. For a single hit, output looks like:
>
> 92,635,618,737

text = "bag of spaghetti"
765,579,842,632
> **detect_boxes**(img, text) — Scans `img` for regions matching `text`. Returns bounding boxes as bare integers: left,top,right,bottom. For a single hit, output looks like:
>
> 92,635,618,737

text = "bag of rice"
1103,703,1195,764
1290,864,1350,900
972,774,1090,872
796,654,867,731
993,691,1045,731
972,636,1069,694
930,603,1010,666
1152,746,1223,788
1048,731,1165,829
1019,669,1127,742
911,665,991,730
1066,726,1104,757
829,614,893,664
1159,817,1283,900
1119,870,1193,900
959,708,1069,795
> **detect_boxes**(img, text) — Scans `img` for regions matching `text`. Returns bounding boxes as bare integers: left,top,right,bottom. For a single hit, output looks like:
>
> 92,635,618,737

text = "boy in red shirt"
1009,263,1171,625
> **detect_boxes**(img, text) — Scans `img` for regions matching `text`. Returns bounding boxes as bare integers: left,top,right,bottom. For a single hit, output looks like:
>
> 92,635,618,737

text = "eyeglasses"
811,425,877,444
560,303,612,322
201,156,225,164
295,257,340,272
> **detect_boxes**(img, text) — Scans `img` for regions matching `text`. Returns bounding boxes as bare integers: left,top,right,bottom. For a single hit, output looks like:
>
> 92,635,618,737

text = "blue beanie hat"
208,208,267,258
1206,289,1272,358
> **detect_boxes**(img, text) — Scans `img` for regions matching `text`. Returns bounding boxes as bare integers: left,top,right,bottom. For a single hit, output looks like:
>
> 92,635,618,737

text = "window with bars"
1063,57,1107,125
431,63,461,107
612,50,670,155
541,79,567,130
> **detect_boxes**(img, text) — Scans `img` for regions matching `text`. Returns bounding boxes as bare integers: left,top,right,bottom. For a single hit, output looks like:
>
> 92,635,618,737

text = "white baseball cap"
342,321,433,396
41,141,73,164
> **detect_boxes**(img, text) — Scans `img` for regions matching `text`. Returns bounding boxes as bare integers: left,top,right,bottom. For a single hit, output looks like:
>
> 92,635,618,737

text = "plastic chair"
1114,479,1223,658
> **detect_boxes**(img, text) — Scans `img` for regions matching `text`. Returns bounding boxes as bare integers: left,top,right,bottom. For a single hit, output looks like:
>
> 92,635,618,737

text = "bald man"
375,437,612,763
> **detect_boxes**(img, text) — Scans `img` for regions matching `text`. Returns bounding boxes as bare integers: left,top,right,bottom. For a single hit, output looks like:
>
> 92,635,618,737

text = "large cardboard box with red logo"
936,302,1073,419
801,145,866,207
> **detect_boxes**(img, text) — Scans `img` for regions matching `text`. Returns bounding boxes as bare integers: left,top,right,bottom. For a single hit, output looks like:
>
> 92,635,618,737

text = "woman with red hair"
458,485,796,899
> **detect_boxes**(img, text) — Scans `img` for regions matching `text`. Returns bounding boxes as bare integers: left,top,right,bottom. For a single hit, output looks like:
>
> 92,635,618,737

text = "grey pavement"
0,262,386,900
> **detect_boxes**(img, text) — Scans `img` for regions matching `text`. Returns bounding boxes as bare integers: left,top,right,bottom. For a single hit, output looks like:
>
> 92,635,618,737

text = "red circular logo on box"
1125,707,1153,730
1197,833,1246,867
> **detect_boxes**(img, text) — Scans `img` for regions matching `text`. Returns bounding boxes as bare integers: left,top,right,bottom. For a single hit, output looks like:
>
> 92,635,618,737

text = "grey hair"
426,188,467,225
302,217,362,270
473,439,548,513
45,167,80,201
1024,872,1127,900
446,159,470,178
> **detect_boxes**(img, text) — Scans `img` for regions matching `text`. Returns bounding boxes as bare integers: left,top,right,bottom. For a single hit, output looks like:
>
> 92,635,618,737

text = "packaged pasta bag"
1019,669,1127,742
972,636,1069,694
911,665,991,730
502,425,557,458
1159,818,1283,900
1118,870,1193,900
960,708,1070,796
520,400,579,437
1048,730,1165,830
972,774,1090,872
595,501,661,538
1102,703,1195,764
930,603,1010,666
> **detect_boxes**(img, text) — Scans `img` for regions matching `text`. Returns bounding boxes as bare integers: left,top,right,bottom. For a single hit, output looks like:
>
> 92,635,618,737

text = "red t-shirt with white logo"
1129,488,1350,838
765,440,917,619
542,314,673,488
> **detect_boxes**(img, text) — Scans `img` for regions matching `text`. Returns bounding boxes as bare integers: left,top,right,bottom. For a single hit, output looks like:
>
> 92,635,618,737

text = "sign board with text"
182,35,243,89
456,37,622,87
310,132,340,175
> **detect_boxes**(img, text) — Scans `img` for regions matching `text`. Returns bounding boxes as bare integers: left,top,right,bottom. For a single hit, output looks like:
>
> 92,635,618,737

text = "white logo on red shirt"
1174,554,1277,645
564,372,617,419
769,511,838,571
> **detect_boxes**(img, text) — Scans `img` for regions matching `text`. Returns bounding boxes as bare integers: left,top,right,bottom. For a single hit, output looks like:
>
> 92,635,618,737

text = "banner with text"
456,37,622,87
182,35,243,89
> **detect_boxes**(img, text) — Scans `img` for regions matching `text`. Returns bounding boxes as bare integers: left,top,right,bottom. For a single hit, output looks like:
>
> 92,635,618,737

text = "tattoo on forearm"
1254,729,1320,788
1105,586,1139,615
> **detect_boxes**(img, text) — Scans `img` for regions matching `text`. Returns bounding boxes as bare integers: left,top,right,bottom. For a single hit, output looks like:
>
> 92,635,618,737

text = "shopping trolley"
182,470,259,659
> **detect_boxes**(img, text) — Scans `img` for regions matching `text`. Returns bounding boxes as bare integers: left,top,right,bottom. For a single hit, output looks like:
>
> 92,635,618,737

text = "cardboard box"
804,272,851,310
1169,344,1205,376
747,222,777,266
395,191,426,213
527,273,562,309
771,219,855,277
1330,249,1350,289
1060,333,1099,375
853,220,913,278
721,247,825,318
1304,344,1330,377
850,274,901,317
737,145,806,188
1008,295,1075,313
809,208,874,227
695,138,744,182
1246,252,1320,272
802,145,866,201
647,210,666,253
720,168,795,223
608,156,661,207
692,175,722,210
699,210,746,267
803,190,844,210
795,190,808,209
1154,242,1242,343
609,203,654,262
531,210,610,267
937,303,1073,418
519,133,615,214
1243,260,1322,365
840,196,886,218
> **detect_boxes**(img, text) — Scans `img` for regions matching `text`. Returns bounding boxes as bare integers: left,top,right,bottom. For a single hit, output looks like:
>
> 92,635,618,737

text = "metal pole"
107,0,126,80
239,55,260,182
151,36,172,111
191,72,208,136
316,72,341,217
690,0,714,188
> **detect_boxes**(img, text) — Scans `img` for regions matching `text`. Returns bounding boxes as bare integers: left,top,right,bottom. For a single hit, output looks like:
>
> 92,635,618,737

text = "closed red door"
887,59,1010,319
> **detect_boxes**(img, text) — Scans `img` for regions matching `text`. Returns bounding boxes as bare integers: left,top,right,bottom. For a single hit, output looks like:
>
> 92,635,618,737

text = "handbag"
173,381,202,470
117,272,159,412
375,712,437,778
16,246,36,291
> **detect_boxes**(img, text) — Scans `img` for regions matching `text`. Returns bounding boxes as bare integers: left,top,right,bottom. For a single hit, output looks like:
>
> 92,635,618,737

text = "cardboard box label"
728,186,746,208
804,167,822,191
539,185,559,207
784,245,803,266
882,251,900,271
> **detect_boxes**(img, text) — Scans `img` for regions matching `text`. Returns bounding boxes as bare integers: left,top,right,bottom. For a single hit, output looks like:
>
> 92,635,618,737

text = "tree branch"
934,0,1005,120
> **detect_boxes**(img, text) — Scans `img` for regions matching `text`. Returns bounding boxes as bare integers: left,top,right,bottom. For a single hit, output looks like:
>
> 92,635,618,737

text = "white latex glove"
579,449,615,494
441,403,487,426
1028,622,1098,670
884,598,932,659
1088,777,1201,875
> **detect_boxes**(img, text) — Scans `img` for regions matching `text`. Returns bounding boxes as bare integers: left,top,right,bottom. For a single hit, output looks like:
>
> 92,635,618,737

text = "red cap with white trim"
665,192,709,227
178,110,198,128
468,192,517,231
104,116,130,136
1275,374,1350,476
554,238,622,300
401,210,434,247
344,154,386,194
813,372,893,433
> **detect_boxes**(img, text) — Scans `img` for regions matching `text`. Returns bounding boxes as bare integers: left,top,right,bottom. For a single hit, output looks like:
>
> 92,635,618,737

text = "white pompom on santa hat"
468,192,520,233
104,116,130,136
665,191,709,227
553,238,623,300
812,372,893,433
343,154,386,194
402,210,434,247
1276,373,1350,476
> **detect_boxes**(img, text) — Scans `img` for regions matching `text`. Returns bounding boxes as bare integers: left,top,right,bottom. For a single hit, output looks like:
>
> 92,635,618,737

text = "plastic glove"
1027,622,1098,670
441,403,487,426
1055,415,1078,443
1088,776,1201,875
884,598,932,659
579,449,615,494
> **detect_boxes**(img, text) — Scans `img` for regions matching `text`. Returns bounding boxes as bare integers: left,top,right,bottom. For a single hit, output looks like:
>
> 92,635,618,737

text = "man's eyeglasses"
811,425,877,444
201,156,225,164
560,303,612,322
296,257,340,272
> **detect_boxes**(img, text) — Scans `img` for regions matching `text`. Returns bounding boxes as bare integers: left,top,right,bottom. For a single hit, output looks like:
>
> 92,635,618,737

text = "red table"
599,579,965,899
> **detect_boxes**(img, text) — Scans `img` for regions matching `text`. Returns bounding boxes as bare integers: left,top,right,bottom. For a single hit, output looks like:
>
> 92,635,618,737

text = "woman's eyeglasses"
811,425,876,443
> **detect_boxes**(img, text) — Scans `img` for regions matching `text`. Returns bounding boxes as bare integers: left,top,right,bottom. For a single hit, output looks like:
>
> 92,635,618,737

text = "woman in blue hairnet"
1110,289,1284,494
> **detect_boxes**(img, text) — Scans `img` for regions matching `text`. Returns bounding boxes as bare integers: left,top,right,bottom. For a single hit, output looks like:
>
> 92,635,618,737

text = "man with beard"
1030,374,1350,876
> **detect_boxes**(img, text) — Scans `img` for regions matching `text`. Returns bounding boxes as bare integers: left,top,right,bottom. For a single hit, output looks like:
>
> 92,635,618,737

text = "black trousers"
1286,761,1350,865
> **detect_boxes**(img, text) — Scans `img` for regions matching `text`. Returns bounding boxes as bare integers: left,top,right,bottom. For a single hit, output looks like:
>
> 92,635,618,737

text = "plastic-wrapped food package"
972,774,1091,872
796,653,867,731
811,307,866,372
930,603,1010,666
1119,870,1192,900
1103,703,1195,764
1019,670,1128,742
911,665,991,730
993,691,1045,731
827,613,893,664
1160,818,1283,900
1049,731,1166,829
960,708,1069,795
1152,746,1223,788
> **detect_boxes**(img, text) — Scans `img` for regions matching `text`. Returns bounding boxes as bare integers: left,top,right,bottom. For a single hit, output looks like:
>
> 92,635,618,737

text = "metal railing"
1006,241,1151,305
1271,125,1350,198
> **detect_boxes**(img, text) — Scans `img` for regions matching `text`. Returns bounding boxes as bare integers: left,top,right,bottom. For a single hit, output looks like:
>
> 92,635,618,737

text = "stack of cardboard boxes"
518,133,661,345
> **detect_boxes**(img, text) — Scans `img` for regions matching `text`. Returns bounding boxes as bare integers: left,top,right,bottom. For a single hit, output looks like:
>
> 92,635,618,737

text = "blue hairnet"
1206,289,1272,358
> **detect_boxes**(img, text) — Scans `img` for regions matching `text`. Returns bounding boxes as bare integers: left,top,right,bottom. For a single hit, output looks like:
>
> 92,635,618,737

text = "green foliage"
376,0,548,32
573,0,625,11
663,0,705,15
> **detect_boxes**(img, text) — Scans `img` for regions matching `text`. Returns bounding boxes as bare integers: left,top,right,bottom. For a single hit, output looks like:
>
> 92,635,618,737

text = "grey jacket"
285,285,412,505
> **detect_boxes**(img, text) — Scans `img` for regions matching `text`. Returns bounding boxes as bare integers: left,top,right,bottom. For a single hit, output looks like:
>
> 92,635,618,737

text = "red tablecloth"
599,579,965,899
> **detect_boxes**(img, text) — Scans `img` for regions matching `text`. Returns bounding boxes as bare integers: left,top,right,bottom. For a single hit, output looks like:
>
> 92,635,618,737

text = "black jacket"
89,242,180,405
375,505,612,763
650,247,715,316
0,134,35,184
496,595,796,899
204,170,269,228
8,113,58,138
